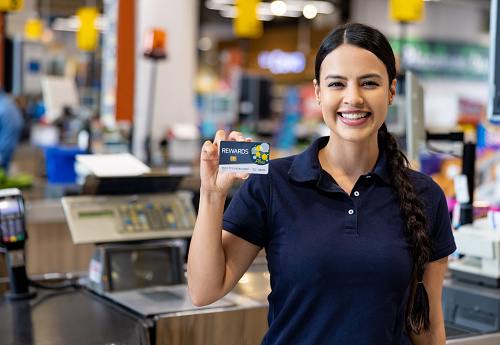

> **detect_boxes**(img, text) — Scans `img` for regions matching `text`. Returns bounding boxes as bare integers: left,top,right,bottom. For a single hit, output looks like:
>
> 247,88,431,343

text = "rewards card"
219,141,270,174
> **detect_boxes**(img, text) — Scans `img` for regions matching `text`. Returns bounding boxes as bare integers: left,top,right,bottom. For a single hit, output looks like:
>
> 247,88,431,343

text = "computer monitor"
488,0,500,122
41,75,80,124
405,70,426,163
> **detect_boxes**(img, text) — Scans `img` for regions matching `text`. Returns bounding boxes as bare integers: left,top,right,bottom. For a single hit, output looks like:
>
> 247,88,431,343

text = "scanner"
0,188,36,300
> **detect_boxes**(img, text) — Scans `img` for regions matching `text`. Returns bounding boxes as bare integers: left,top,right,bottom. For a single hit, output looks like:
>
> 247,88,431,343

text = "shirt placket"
344,179,366,234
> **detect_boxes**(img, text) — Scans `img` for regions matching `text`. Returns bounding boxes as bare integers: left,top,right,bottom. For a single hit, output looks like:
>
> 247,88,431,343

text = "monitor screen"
405,71,426,163
107,246,181,291
0,199,20,216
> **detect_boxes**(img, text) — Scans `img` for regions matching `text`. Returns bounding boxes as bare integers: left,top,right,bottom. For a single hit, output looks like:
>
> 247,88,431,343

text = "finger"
224,171,249,183
201,140,217,160
227,131,245,142
213,130,227,147
237,173,250,180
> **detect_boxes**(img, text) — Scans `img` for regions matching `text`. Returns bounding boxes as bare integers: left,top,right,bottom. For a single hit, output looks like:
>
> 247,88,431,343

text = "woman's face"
314,44,396,146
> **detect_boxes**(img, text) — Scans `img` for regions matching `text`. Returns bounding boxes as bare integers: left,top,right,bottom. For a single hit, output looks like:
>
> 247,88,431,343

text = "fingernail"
238,136,244,141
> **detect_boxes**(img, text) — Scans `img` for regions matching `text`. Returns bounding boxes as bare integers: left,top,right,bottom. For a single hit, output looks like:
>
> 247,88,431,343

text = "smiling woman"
187,22,456,345
313,44,396,147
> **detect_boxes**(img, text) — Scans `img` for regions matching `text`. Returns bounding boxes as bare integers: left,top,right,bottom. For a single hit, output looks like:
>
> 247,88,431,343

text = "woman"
188,22,456,345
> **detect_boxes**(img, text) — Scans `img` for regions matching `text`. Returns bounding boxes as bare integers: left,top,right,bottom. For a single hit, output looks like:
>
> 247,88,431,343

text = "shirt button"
348,209,354,215
353,191,360,197
366,175,372,179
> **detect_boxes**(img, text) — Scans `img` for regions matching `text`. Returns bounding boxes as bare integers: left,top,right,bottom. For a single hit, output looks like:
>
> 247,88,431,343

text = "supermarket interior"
1,0,500,344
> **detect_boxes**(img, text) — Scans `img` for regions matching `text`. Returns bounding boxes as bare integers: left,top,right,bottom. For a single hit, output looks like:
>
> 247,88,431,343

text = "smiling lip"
337,111,371,126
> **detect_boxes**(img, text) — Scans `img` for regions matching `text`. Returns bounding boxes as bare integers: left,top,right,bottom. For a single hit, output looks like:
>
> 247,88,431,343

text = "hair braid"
378,123,432,334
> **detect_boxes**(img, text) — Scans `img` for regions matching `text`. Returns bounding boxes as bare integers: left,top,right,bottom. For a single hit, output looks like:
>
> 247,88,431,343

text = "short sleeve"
222,173,270,248
428,182,457,262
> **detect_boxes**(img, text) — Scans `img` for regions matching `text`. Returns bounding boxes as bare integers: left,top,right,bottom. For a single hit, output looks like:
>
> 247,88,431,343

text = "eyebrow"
324,73,384,81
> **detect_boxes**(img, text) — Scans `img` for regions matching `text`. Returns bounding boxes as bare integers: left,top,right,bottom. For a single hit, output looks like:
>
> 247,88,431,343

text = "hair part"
315,22,432,334
315,22,397,84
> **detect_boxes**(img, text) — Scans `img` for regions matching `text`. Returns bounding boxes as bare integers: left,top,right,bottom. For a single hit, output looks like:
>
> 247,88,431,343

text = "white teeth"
340,113,368,119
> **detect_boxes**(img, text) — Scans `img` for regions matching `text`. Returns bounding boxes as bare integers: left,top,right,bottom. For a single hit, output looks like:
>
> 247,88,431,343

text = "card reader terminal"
0,189,26,245
0,188,36,300
62,192,196,244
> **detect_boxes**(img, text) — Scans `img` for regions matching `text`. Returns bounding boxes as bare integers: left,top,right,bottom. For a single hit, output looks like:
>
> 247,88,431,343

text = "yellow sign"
0,0,23,11
24,18,42,40
233,0,262,39
389,0,424,22
76,7,99,51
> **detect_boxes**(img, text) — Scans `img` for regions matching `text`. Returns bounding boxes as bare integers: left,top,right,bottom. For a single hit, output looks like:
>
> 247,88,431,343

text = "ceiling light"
271,1,287,16
198,37,213,51
303,4,318,19
204,1,335,21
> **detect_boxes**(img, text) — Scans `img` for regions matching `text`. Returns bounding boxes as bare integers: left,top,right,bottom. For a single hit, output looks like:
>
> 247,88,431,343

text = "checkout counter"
0,174,269,345
1,173,500,344
444,217,500,344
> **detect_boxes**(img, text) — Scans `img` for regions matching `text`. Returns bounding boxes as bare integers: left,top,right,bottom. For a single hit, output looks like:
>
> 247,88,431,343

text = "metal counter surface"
447,332,500,344
2,265,500,345
0,288,152,345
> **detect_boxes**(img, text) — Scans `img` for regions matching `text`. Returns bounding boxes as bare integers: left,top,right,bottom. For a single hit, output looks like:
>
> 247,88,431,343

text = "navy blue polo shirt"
222,136,456,345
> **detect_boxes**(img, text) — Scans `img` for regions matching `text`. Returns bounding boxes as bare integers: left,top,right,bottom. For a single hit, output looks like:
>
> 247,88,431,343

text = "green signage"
390,38,489,79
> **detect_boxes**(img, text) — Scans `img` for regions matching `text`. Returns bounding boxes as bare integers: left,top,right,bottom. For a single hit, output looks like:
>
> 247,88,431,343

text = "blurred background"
0,2,500,344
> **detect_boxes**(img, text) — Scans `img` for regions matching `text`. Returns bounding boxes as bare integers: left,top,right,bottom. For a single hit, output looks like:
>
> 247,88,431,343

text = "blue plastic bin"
45,146,86,184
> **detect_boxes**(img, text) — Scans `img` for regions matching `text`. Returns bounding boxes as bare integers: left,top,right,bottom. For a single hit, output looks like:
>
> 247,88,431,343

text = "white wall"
133,0,199,162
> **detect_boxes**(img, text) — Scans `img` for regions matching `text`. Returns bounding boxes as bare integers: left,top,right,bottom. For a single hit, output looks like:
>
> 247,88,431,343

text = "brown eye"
328,82,343,88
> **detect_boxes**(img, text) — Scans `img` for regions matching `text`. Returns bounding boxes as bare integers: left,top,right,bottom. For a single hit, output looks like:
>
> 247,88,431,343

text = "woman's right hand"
200,130,251,196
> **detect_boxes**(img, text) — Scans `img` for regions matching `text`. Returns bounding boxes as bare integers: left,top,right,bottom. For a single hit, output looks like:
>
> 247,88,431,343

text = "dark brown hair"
315,22,432,334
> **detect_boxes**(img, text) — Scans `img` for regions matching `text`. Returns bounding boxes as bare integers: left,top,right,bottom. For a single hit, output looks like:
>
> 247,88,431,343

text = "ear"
388,78,397,105
313,79,320,101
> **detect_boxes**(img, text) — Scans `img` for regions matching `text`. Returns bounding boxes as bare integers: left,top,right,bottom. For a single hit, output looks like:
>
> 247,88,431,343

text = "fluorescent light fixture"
205,0,234,11
205,0,334,20
220,6,237,18
52,15,107,32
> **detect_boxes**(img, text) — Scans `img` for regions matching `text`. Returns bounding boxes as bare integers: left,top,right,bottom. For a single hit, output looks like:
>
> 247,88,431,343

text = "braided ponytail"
315,23,434,334
378,123,432,334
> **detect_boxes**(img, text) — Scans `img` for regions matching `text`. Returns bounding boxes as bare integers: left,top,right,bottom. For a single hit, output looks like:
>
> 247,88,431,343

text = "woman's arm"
187,130,261,306
407,256,449,345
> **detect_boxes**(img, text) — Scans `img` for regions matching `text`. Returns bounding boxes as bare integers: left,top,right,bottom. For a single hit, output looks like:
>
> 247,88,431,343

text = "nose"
343,85,364,107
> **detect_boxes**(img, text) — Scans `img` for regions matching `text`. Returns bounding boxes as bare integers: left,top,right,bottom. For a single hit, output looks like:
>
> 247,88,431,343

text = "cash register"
61,173,234,316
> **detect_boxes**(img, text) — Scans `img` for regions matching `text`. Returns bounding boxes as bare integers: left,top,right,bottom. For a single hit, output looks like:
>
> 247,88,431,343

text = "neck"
319,134,380,179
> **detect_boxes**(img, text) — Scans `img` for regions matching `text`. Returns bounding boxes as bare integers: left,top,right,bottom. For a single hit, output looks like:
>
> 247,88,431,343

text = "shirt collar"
288,136,392,186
